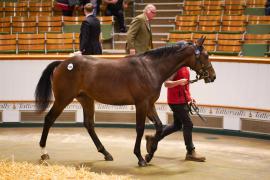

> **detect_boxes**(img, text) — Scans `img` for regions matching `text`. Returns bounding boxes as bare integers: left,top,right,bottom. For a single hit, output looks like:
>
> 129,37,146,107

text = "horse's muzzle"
204,74,216,83
209,73,216,83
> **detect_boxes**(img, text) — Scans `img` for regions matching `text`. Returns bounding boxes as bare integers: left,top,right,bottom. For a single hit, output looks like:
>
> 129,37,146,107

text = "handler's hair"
84,3,94,13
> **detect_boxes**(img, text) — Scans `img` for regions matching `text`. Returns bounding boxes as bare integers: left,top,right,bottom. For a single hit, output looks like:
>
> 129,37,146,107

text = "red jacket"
167,67,191,104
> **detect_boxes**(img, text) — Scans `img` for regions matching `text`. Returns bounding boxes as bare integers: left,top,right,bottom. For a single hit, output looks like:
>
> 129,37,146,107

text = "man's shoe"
120,28,127,33
145,135,156,154
185,150,206,162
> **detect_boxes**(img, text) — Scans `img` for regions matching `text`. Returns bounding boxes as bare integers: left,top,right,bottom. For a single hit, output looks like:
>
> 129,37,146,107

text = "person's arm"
80,21,90,53
164,73,188,88
126,17,142,54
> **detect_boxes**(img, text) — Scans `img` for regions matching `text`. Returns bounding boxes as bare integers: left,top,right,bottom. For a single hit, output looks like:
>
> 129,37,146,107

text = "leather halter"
190,45,212,83
175,41,211,83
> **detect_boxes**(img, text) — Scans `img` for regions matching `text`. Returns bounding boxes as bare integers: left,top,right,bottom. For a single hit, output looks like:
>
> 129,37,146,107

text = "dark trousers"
159,104,195,153
265,7,270,15
105,8,126,31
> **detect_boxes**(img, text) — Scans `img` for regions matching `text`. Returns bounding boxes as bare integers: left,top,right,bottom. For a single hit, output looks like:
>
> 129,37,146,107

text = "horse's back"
52,55,141,105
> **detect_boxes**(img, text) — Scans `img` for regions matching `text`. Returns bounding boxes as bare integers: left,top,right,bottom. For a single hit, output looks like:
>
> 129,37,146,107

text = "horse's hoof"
138,160,147,167
41,153,50,160
104,154,113,161
145,153,153,163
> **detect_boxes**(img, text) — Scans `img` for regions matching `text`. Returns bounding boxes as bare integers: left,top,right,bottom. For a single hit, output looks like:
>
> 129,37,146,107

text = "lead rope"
182,84,207,123
189,74,200,84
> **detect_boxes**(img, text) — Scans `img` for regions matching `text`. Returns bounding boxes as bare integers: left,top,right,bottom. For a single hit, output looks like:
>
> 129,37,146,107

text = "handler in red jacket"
146,66,206,162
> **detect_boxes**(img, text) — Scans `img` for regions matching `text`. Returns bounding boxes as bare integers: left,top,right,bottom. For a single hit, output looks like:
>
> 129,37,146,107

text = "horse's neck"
152,54,191,83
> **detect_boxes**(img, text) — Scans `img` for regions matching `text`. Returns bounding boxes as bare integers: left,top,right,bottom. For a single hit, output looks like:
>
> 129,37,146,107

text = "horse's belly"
88,90,135,105
94,96,134,105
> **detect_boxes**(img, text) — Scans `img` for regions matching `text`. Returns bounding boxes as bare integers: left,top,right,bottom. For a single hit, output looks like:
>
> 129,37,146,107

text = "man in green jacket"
126,4,157,54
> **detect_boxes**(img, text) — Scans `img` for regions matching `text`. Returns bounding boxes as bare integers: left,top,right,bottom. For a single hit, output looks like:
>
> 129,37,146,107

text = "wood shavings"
0,160,135,180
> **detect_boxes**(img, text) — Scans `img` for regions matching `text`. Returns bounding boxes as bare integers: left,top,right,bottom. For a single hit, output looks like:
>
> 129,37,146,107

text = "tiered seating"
46,33,74,53
244,34,270,44
242,34,270,56
246,15,270,34
0,0,114,51
167,33,193,43
172,0,270,57
248,15,270,24
245,0,267,15
18,34,45,54
221,15,248,33
215,33,244,55
183,0,248,16
29,2,52,16
175,15,249,33
1,2,53,17
0,0,114,55
0,34,17,54
0,16,114,40
224,0,246,15
12,17,37,34
166,30,270,56
0,17,11,34
202,0,225,15
174,13,270,33
0,33,80,54
183,0,270,16
165,32,245,55
63,16,85,25
246,0,266,7
175,15,198,32
197,15,221,32
0,6,3,17
183,1,203,15
38,16,62,33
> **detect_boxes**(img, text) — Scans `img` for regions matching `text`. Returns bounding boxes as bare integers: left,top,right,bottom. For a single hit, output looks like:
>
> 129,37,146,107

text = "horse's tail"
35,61,62,112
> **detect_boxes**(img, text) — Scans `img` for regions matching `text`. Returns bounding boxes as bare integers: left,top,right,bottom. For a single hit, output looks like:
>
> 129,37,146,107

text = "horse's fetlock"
40,142,45,148
133,150,141,156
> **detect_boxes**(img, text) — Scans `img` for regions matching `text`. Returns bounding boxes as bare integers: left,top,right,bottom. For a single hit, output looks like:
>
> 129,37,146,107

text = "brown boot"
185,150,206,162
145,135,156,154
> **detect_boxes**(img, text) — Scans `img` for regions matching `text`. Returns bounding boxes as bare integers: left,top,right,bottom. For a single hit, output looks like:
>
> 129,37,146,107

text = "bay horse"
35,37,216,167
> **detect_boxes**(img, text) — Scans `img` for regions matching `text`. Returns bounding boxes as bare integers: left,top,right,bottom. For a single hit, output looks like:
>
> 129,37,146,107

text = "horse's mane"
139,41,193,59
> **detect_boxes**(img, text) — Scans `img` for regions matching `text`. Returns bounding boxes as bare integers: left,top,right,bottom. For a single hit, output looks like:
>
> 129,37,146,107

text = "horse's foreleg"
39,101,69,160
77,95,113,161
134,103,148,167
145,105,163,163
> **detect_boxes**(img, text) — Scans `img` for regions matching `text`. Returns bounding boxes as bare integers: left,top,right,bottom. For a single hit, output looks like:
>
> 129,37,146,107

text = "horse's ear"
202,36,206,44
196,36,206,46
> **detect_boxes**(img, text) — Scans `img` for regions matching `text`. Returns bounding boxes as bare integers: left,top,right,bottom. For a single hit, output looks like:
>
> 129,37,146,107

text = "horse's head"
189,36,216,83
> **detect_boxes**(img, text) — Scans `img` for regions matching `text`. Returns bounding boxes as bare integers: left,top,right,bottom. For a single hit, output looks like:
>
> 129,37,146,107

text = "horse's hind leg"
39,99,72,160
77,94,113,161
145,105,163,163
